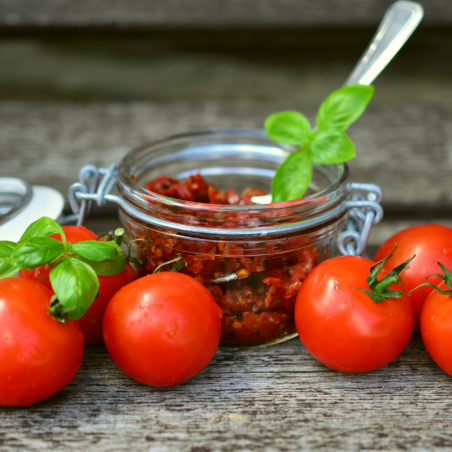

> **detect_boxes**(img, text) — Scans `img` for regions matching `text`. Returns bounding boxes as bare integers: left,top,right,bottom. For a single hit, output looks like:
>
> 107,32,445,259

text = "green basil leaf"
316,85,374,132
265,111,312,146
79,252,126,276
0,266,20,278
50,258,99,320
0,241,18,278
20,216,66,242
271,151,313,203
0,241,16,257
11,237,65,270
310,129,355,164
72,241,118,262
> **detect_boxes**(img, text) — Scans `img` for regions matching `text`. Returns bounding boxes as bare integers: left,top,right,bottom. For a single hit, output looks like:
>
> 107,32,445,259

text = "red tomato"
103,272,222,387
295,256,414,373
0,278,84,406
374,224,452,332
20,225,137,345
20,225,97,288
80,265,137,345
420,281,452,376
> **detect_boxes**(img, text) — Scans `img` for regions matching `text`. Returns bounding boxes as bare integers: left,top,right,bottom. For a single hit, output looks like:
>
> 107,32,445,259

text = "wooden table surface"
1,335,451,452
1,1,452,450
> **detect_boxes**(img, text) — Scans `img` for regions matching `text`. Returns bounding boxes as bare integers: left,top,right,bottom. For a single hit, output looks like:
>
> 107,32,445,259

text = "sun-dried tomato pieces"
131,173,321,346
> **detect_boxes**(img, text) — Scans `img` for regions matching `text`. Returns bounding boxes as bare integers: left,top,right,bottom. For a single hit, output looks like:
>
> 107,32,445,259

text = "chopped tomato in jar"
127,174,323,346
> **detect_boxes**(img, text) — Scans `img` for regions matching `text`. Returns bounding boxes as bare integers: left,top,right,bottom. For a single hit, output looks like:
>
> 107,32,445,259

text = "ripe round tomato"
420,281,452,376
0,278,84,406
103,272,222,387
20,225,137,345
295,256,414,373
374,224,452,332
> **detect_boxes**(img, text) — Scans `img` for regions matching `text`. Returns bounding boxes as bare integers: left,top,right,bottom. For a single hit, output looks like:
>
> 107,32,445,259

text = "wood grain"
0,335,451,451
0,102,451,211
1,33,451,106
0,0,450,29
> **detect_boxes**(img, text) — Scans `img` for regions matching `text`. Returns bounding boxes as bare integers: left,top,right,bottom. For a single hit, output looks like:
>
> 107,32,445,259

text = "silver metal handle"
337,183,384,257
64,165,383,243
344,1,423,86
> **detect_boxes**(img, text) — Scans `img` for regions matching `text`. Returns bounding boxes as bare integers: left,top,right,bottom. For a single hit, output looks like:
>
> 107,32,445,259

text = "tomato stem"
48,296,68,323
153,254,187,273
357,244,415,304
113,228,125,246
409,262,452,296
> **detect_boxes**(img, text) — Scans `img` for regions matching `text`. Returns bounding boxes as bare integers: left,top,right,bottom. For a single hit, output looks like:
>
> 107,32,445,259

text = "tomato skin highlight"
295,256,414,373
0,278,84,407
20,225,137,345
421,282,452,376
103,272,222,387
374,224,452,332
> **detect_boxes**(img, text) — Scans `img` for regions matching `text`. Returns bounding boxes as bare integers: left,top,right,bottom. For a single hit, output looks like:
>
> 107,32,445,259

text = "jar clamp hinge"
337,183,383,257
61,164,118,226
63,165,383,255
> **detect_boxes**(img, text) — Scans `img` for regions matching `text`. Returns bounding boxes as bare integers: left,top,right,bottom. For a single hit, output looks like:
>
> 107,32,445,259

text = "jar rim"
117,128,350,215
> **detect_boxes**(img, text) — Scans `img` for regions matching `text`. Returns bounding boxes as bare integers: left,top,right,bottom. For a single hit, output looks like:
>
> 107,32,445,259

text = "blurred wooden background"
2,2,452,452
1,0,452,247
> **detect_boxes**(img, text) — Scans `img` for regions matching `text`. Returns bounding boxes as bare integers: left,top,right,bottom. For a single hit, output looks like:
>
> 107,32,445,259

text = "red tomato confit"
103,272,222,387
20,225,137,345
421,281,452,376
0,278,84,406
295,256,414,373
374,224,452,332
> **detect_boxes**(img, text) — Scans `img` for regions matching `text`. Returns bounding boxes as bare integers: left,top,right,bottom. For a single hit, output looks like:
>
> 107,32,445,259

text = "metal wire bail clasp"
337,183,384,257
63,164,118,226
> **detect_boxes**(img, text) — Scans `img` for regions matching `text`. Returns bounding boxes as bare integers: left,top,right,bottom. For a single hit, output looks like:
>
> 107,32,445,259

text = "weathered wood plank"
0,335,451,451
0,33,451,106
0,102,451,211
0,0,450,29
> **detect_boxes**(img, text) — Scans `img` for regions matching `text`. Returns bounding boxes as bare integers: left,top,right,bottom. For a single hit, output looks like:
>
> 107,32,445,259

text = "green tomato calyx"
409,262,452,297
358,244,415,304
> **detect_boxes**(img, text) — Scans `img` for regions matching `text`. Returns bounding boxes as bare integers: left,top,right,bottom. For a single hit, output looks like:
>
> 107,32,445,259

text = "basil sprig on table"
0,217,125,322
265,84,374,203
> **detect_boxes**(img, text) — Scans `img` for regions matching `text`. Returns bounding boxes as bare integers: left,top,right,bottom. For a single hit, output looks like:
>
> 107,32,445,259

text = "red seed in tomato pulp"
103,272,222,387
0,278,84,406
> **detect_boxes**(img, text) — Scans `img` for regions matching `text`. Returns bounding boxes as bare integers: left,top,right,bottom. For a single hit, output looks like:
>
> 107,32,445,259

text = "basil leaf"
316,85,374,132
265,111,312,146
0,241,17,278
79,252,126,276
11,237,65,270
20,216,66,242
50,258,99,320
72,241,118,262
271,151,313,203
310,129,355,164
0,241,16,261
0,266,20,278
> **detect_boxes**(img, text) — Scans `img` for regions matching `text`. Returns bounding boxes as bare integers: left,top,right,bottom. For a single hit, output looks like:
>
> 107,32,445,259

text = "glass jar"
116,129,351,348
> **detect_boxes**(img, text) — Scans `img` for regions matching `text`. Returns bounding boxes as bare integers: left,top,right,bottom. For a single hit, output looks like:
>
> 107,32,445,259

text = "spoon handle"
344,1,423,86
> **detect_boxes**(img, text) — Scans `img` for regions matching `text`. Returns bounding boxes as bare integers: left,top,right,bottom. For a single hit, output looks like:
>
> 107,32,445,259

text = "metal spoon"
344,1,423,85
251,0,424,205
